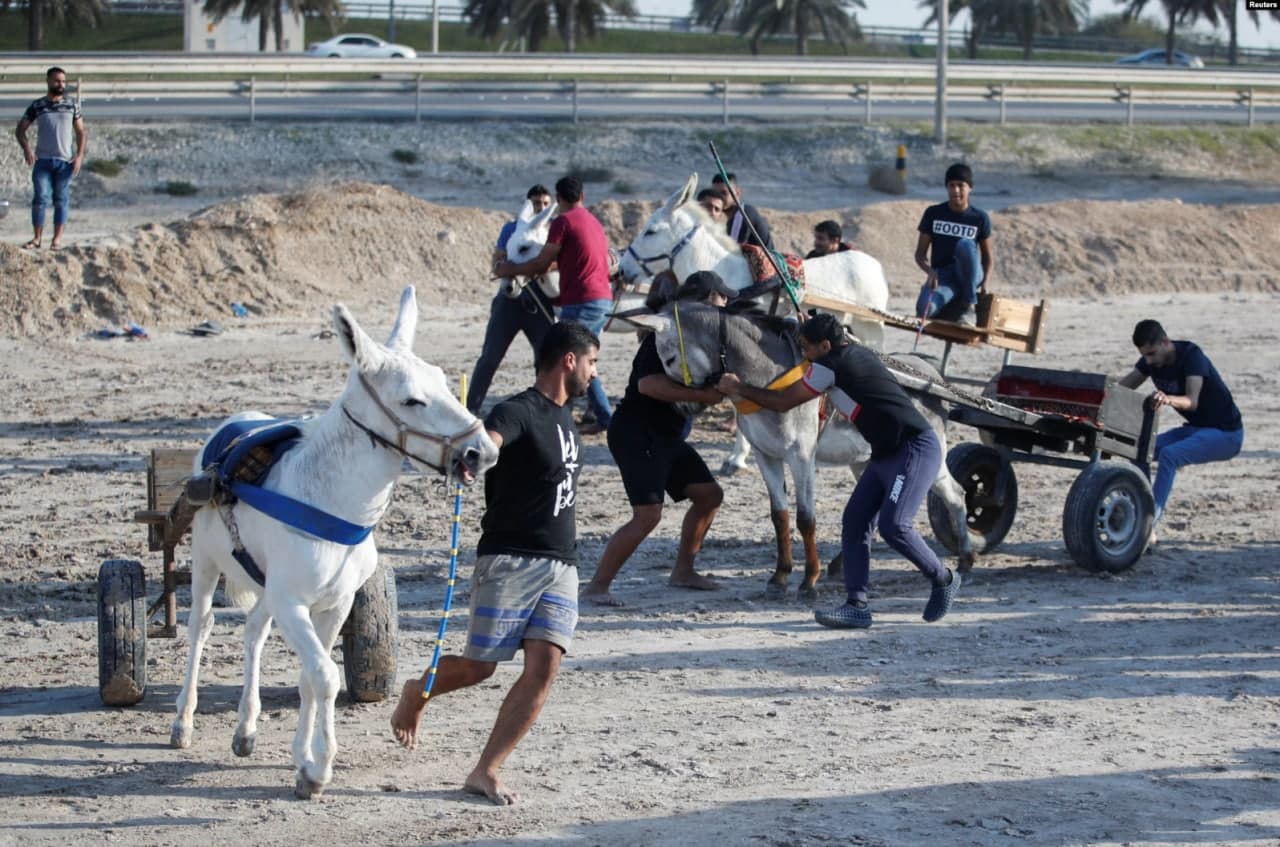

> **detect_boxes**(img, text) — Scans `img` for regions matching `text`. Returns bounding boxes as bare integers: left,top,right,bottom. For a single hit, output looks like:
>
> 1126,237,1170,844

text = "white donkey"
618,174,894,475
499,198,559,307
628,303,972,601
618,173,890,350
172,287,499,799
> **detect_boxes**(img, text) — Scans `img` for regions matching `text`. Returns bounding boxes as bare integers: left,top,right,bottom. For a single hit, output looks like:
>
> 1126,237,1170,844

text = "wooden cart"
97,447,399,707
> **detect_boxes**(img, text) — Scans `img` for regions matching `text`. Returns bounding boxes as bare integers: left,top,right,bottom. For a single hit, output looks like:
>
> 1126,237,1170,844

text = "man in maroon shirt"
496,176,614,433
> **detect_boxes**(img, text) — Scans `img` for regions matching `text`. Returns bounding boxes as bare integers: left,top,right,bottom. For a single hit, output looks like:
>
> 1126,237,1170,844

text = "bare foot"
389,678,428,750
669,571,720,591
464,769,518,806
581,587,625,607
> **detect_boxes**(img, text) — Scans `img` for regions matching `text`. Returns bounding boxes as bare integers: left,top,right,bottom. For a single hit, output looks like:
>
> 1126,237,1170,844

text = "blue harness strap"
203,418,376,587
228,481,375,546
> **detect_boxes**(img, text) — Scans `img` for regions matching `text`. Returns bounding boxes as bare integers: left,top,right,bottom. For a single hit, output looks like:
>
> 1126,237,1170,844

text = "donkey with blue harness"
170,287,499,800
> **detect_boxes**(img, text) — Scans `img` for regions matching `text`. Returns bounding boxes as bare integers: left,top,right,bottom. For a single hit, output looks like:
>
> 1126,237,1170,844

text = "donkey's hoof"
170,724,192,749
957,552,976,575
231,732,256,758
719,461,744,477
796,584,819,605
295,771,326,800
764,581,788,601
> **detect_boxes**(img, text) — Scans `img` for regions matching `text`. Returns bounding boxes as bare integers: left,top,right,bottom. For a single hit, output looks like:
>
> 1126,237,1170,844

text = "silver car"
305,34,417,59
1114,48,1205,69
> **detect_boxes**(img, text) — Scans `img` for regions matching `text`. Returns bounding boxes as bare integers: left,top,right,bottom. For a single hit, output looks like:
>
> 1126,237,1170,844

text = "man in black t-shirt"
717,313,960,630
391,321,600,806
913,163,994,326
1119,319,1244,539
581,271,733,607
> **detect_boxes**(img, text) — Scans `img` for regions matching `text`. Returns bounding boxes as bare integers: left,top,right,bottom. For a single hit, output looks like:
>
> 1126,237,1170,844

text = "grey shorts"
464,554,579,662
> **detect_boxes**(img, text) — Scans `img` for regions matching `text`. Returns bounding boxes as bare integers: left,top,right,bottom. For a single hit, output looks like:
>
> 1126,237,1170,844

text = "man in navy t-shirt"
1120,319,1244,536
913,162,994,326
467,184,556,414
717,313,961,630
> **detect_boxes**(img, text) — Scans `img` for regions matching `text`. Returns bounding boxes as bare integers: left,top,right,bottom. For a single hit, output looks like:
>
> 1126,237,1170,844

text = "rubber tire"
1062,462,1154,573
928,443,1019,556
98,559,147,707
341,561,399,703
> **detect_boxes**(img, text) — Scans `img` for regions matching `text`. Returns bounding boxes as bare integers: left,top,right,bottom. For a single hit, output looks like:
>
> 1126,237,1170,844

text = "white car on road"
305,34,417,59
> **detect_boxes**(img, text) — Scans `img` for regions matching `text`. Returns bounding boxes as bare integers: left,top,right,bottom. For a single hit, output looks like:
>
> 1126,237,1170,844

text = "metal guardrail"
0,56,1276,125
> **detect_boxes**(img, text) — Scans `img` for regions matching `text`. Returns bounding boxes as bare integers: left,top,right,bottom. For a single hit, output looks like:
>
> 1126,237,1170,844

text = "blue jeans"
841,429,947,604
559,298,613,426
468,287,555,415
32,158,74,229
916,238,981,319
1152,425,1244,521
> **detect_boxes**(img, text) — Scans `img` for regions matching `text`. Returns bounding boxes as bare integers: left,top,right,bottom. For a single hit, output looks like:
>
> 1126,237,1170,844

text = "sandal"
21,239,41,249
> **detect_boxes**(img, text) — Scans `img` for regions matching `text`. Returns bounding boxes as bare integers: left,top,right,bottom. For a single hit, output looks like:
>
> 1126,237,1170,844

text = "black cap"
676,270,736,302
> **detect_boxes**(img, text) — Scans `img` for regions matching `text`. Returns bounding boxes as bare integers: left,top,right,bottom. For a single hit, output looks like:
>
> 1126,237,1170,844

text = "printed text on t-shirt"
933,220,978,239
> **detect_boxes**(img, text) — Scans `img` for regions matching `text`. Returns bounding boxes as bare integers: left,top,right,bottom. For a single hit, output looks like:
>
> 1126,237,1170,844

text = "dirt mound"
4,184,1277,338
0,182,506,337
761,200,1280,303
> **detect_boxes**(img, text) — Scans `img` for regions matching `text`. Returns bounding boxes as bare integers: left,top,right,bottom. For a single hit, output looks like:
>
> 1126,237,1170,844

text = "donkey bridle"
625,222,701,279
672,301,731,389
342,372,482,476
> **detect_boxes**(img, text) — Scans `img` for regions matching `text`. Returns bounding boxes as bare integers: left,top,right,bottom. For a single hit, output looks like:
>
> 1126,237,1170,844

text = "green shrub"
86,155,130,177
611,180,635,195
392,148,420,164
157,180,197,196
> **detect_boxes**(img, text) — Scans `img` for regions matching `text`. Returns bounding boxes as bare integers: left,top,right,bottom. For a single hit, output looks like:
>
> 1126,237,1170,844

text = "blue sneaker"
814,602,872,629
923,569,961,623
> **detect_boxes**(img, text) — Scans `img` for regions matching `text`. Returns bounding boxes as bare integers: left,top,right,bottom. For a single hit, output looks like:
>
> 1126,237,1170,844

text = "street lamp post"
936,0,948,144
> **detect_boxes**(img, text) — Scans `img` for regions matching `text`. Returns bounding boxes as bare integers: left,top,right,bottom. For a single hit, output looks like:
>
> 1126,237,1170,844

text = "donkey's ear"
334,304,383,370
660,172,698,214
623,312,672,334
386,286,419,352
516,198,534,223
531,201,555,230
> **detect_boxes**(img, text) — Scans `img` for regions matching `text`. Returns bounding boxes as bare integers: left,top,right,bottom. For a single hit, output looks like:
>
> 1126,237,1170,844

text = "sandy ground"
1,122,1279,846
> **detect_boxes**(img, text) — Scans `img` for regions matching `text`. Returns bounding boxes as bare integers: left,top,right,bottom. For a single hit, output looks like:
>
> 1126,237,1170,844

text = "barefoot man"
582,271,732,606
391,320,598,805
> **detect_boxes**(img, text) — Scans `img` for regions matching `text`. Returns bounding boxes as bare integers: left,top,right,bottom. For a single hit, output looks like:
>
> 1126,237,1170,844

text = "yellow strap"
673,301,693,387
733,364,808,415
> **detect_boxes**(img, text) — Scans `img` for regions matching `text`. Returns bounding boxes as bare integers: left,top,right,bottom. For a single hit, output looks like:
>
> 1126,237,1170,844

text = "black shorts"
607,411,715,507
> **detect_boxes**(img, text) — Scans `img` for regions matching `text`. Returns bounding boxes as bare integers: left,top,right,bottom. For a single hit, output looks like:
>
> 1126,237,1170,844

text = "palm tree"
1120,0,1200,63
2,0,109,51
921,0,1087,59
691,0,738,33
203,0,342,52
731,0,864,55
1218,0,1280,65
464,0,636,52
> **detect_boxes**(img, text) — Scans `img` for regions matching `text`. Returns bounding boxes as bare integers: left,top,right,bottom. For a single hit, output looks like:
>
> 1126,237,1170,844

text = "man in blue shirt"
913,163,993,326
467,184,555,414
1119,319,1244,535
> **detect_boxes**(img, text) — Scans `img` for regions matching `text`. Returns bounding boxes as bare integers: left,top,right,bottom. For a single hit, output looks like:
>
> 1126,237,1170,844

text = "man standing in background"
15,66,86,250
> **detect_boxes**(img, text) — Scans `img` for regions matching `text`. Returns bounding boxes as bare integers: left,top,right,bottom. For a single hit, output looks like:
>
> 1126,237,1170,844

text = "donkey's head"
500,199,559,298
619,173,707,284
626,302,731,419
334,286,499,483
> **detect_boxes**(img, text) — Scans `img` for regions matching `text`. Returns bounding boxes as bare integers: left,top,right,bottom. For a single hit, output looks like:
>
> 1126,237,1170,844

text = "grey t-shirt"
23,97,82,161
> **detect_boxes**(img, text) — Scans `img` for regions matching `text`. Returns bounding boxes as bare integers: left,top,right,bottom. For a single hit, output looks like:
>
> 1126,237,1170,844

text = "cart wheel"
98,559,147,707
1062,462,1154,573
341,561,399,703
928,443,1019,558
